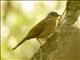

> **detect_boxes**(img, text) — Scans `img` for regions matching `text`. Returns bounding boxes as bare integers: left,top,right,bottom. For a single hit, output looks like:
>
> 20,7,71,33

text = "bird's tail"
11,37,29,50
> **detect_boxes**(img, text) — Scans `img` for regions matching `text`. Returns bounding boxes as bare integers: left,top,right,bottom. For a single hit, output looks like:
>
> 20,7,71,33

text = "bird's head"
47,11,60,19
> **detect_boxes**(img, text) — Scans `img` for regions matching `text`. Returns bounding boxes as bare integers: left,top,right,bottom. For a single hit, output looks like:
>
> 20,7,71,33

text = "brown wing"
37,22,56,38
26,20,46,39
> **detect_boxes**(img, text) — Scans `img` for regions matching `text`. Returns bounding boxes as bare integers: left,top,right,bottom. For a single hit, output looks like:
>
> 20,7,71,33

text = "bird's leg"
37,38,47,46
37,38,43,60
37,38,42,46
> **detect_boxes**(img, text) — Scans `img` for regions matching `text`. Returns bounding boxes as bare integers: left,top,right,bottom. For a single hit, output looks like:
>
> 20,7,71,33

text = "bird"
12,11,60,50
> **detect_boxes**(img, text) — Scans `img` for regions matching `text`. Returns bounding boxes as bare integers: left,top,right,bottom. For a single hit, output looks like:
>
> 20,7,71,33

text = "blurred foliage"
1,1,67,60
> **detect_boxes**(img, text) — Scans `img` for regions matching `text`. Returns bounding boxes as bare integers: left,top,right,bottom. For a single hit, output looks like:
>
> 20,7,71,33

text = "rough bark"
31,1,80,60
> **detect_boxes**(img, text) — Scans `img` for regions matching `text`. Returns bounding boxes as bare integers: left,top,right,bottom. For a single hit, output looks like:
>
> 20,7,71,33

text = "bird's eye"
51,14,54,16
